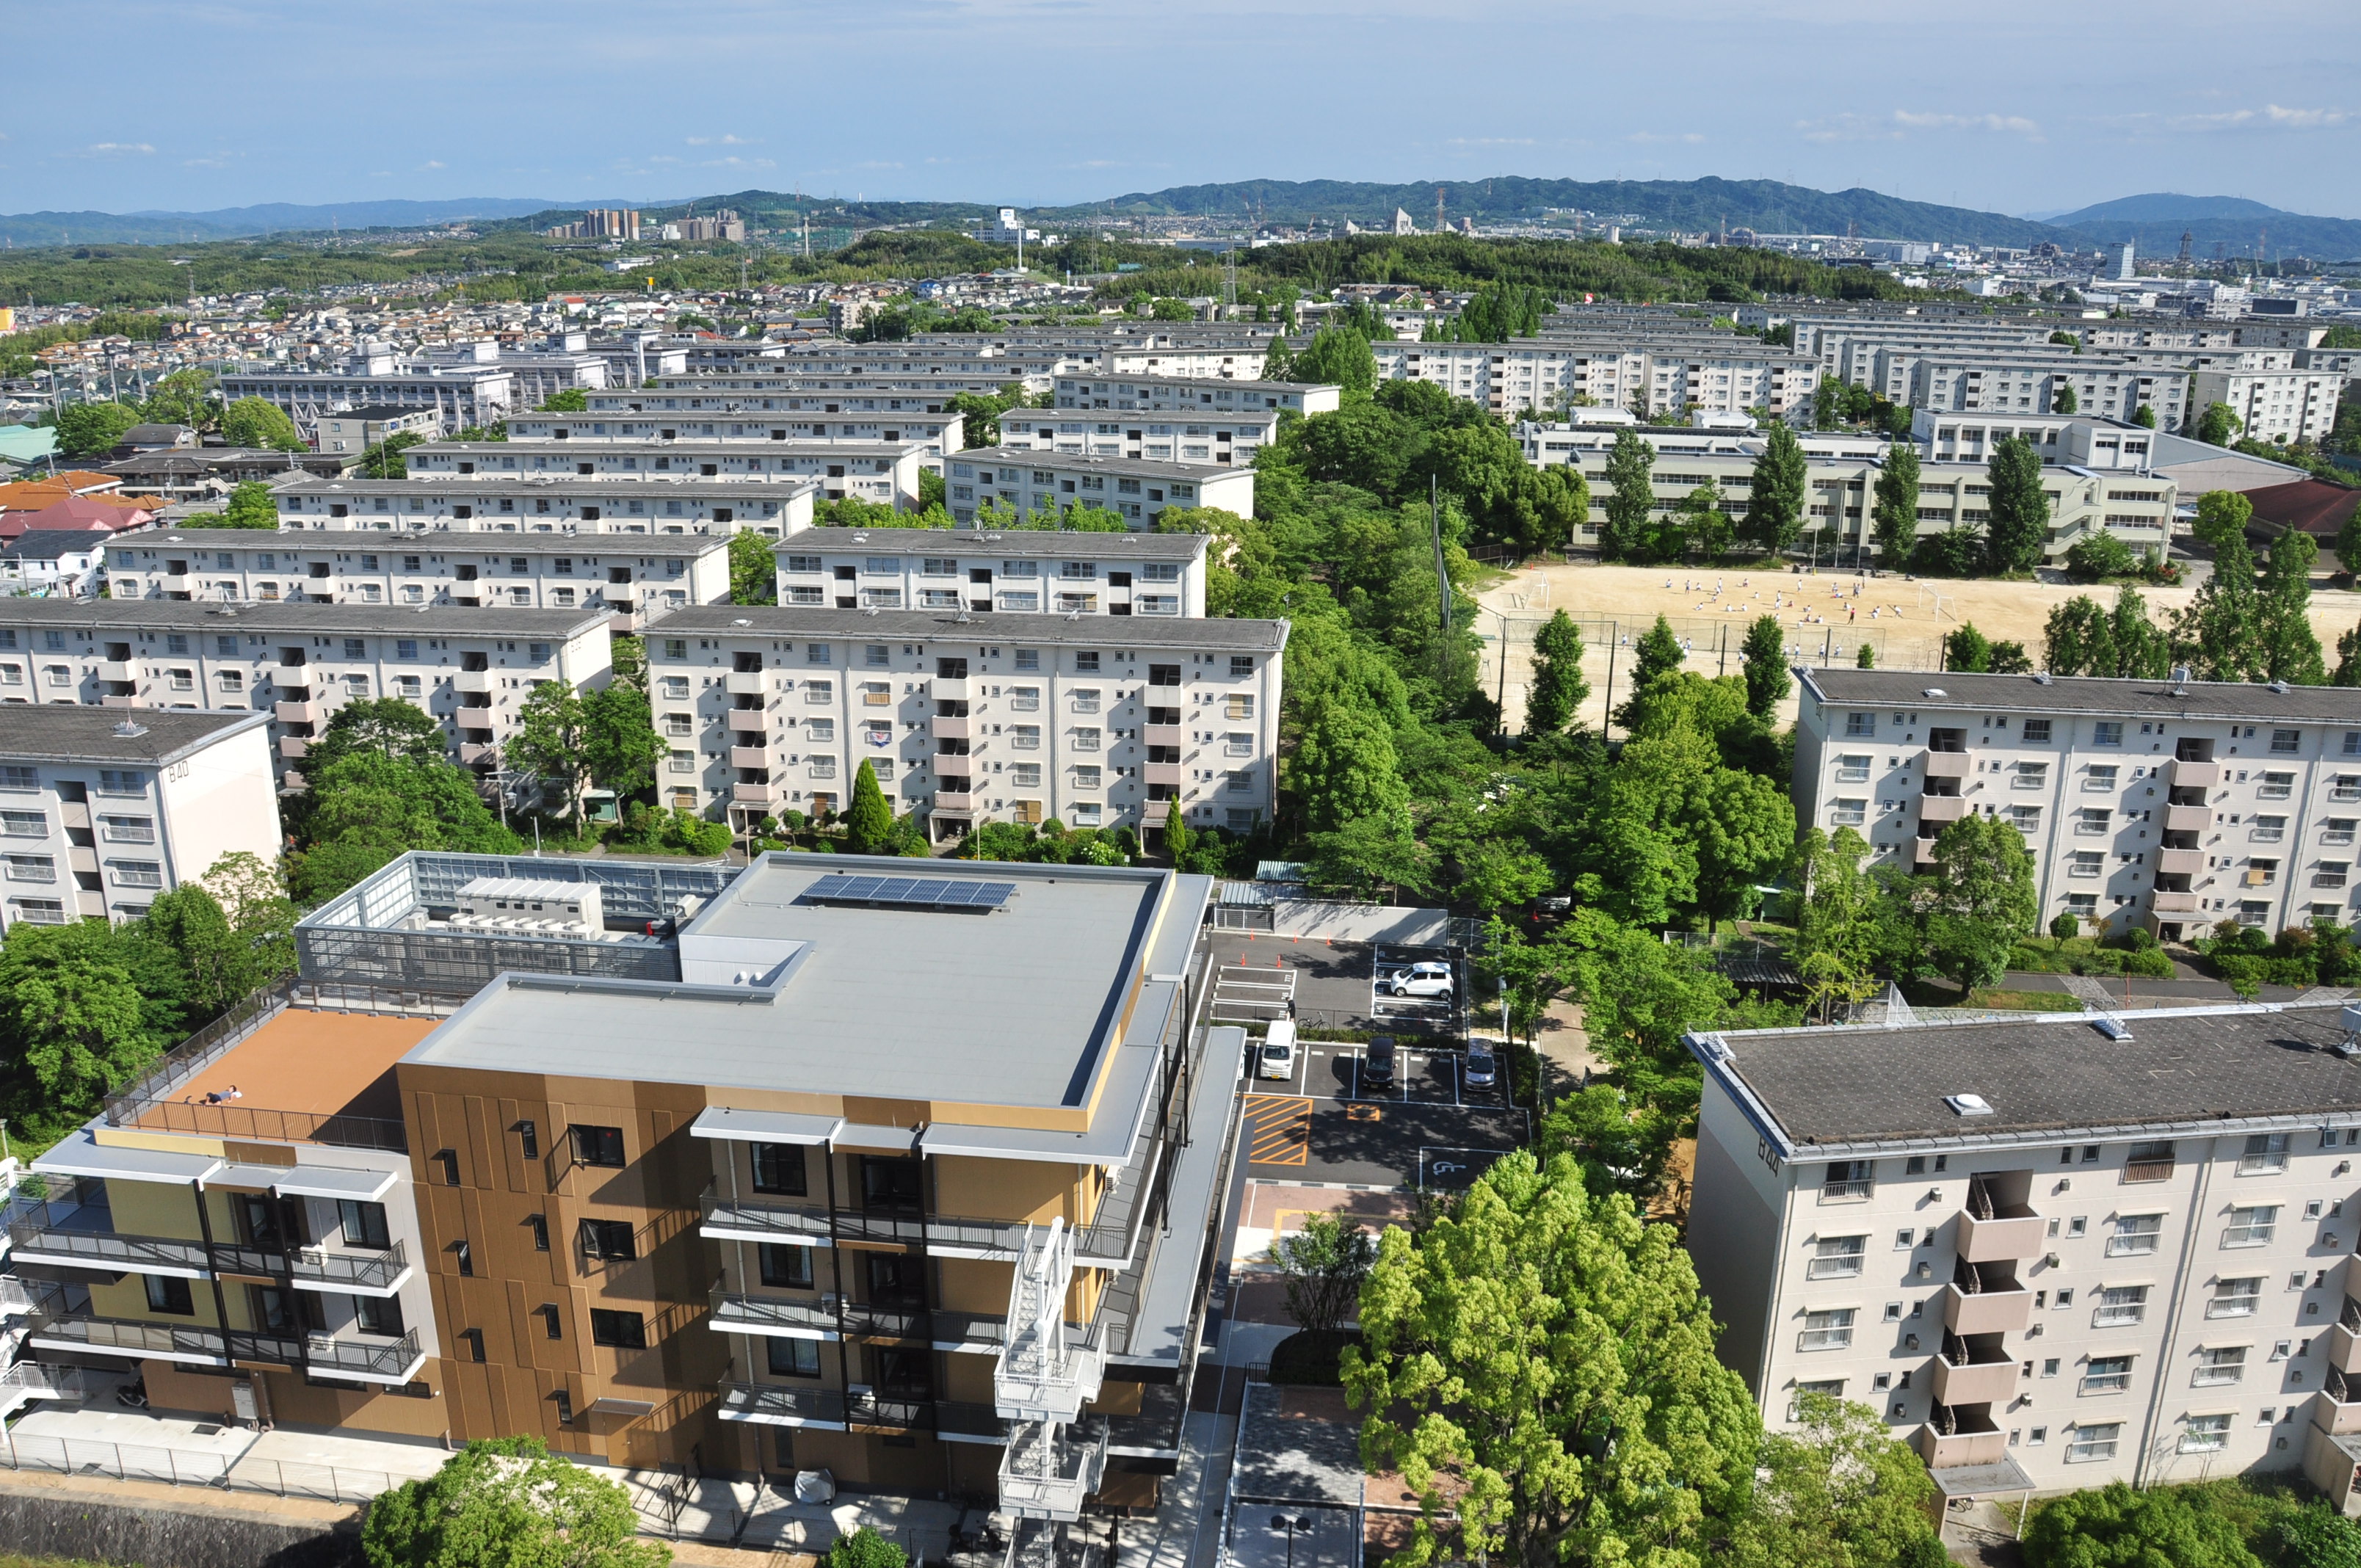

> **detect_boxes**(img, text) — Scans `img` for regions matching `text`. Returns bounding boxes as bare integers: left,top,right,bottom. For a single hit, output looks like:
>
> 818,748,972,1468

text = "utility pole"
1430,475,1452,689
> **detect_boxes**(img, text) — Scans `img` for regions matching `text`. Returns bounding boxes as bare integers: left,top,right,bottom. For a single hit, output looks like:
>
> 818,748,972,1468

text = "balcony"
275,1241,410,1296
998,1421,1108,1522
2168,757,2222,789
700,1192,833,1245
1143,724,1183,749
1915,1403,2007,1469
725,669,768,696
709,1290,840,1341
1918,795,1970,825
7,1202,209,1278
304,1328,427,1384
718,1381,848,1430
733,782,777,805
2151,890,2202,914
159,573,191,595
0,1362,86,1420
1923,750,1973,780
1941,1258,2033,1335
2165,804,2211,833
1932,1335,2019,1407
2158,847,2205,876
936,789,976,811
1956,1179,2044,1263
98,660,137,683
1142,762,1183,789
26,1312,422,1383
452,668,495,694
275,699,320,725
2324,1368,2361,1437
1913,836,1938,868
727,708,768,735
98,694,145,710
278,736,308,761
730,746,770,769
935,714,974,741
2332,1299,2361,1376
930,676,972,703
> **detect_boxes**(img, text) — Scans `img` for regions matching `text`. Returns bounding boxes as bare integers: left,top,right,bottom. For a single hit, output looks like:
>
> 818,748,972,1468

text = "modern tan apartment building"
0,600,612,785
645,607,1286,843
12,852,1239,1550
1794,669,2361,943
1686,1001,2361,1514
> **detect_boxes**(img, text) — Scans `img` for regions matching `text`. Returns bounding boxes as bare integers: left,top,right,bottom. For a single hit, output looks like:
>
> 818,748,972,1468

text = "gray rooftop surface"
954,446,1256,481
271,476,824,497
147,526,730,557
0,599,610,636
402,854,1181,1111
1231,1383,1366,1506
1700,1003,2361,1150
771,527,1205,562
655,604,1287,650
1802,667,2361,725
0,707,270,765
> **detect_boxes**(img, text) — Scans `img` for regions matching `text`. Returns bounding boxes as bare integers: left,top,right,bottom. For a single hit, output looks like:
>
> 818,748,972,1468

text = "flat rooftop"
401,855,1189,1116
1800,667,2361,726
137,1008,432,1136
656,604,1286,651
1694,1003,2361,1152
0,600,609,637
0,708,269,766
771,526,1205,561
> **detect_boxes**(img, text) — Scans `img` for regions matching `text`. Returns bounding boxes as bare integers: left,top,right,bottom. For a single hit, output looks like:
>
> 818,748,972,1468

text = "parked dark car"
1363,1034,1397,1088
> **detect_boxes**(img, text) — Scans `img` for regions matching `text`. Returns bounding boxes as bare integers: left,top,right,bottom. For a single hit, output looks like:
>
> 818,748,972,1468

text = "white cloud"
421,159,446,170
1799,109,2040,143
1625,131,1705,145
184,157,228,168
1446,137,1536,147
2167,104,2349,131
1893,111,2040,134
82,142,156,156
686,134,759,146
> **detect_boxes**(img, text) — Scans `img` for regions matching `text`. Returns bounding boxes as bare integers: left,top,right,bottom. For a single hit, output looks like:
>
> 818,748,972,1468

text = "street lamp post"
1270,1514,1308,1568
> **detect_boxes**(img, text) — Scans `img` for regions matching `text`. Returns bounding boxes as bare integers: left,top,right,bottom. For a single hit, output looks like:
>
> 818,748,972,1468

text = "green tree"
141,885,247,1020
297,695,446,782
1597,428,1657,561
1943,623,1992,672
2172,532,2263,682
222,480,280,530
2260,528,2328,685
1628,612,1685,688
1792,828,1882,1022
356,431,424,477
54,399,142,457
2051,382,2078,415
2271,1506,2361,1568
1288,326,1377,398
1343,1150,1758,1568
291,750,521,901
1685,765,1795,932
1982,435,2048,574
360,1436,667,1568
1869,443,1920,565
2110,585,2174,679
2062,531,2137,581
539,388,590,413
1926,814,2039,995
2338,624,2361,687
1732,1391,1945,1568
1855,642,1874,667
1451,838,1556,914
2195,401,2244,446
1270,1211,1375,1335
141,367,217,430
504,682,590,822
1738,613,1789,718
1306,814,1432,902
1684,482,1736,560
1523,610,1588,737
2131,402,2158,429
1291,696,1407,834
844,760,893,853
219,397,304,451
2043,595,2116,676
0,921,159,1117
1744,422,1807,557
824,1528,907,1568
2193,490,2254,550
2337,501,2361,576
1161,798,1192,863
581,683,664,799
2023,1482,2259,1568
727,530,776,604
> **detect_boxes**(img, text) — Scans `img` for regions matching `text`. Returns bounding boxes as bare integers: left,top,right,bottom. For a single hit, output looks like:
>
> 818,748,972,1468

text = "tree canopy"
360,1437,667,1568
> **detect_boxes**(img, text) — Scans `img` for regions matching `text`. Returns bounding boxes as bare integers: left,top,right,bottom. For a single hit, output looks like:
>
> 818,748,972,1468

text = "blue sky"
7,0,2357,219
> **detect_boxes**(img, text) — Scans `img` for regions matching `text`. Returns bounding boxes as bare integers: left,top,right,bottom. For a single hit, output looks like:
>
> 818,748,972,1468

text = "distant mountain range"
4,179,2357,260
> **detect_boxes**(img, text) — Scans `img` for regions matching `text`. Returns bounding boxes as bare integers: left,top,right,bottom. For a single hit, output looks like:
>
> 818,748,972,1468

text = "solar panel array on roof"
799,874,1016,913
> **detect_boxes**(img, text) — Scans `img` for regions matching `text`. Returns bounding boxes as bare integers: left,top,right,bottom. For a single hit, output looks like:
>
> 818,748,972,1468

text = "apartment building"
399,443,925,509
996,408,1279,467
1685,1001,2361,1509
592,380,1004,410
315,406,443,459
0,708,281,930
104,528,730,631
216,364,514,435
772,529,1209,618
945,450,1252,529
504,410,967,460
0,600,612,783
1372,338,1819,419
646,608,1285,843
1050,374,1341,418
2190,366,2346,446
12,848,1242,1549
1794,669,2361,943
269,477,822,537
1912,413,2161,472
1907,355,2188,429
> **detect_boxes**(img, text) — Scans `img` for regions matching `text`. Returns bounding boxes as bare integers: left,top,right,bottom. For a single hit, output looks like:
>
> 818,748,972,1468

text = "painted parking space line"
1243,1094,1313,1166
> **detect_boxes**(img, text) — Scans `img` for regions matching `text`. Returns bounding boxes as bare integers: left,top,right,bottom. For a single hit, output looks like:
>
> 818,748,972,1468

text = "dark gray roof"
656,605,1288,650
0,599,609,637
144,526,729,557
2,530,112,560
1800,667,2361,726
272,476,824,498
1694,1003,2361,1152
0,707,270,765
954,447,1256,482
326,405,429,421
773,526,1205,562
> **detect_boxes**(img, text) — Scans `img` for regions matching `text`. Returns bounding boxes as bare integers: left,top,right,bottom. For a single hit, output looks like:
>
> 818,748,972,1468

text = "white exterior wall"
2191,369,2345,446
945,453,1252,529
272,480,821,536
997,409,1277,466
503,411,967,459
1051,374,1341,416
773,541,1207,619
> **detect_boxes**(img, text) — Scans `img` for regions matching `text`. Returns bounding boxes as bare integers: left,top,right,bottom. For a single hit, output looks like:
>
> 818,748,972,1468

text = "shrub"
2120,947,2175,979
2064,531,2139,581
2025,1481,2261,1568
2050,912,2080,940
826,1528,908,1568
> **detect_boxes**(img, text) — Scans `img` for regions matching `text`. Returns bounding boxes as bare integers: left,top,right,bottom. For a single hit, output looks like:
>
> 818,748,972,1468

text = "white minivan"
1258,1020,1299,1081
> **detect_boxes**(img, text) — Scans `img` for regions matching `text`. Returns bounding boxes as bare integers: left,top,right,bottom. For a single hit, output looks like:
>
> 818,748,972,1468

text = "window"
2271,729,2301,754
2225,1205,2279,1247
1823,1160,1872,1199
1073,765,1103,790
750,1142,808,1197
2261,771,2295,799
2024,719,2053,742
97,769,143,795
529,1213,548,1251
144,1274,195,1316
2107,1213,2163,1257
2125,1140,2175,1180
454,1241,474,1277
766,1337,822,1378
339,1199,391,1248
2193,1346,2247,1387
2241,1133,2291,1173
1226,693,1255,721
355,1295,405,1336
2014,761,2048,789
758,1244,813,1289
2082,1355,2133,1394
540,1304,564,1340
578,1218,637,1261
2180,1414,2232,1453
0,768,32,792
2095,1285,2149,1326
1808,1235,1866,1279
2253,815,2288,841
2078,807,2112,835
109,860,162,889
3,854,55,884
2067,1423,2122,1462
1845,712,1875,738
1832,798,1867,827
1799,1309,1856,1351
2086,764,2119,792
589,1310,647,1350
0,810,42,838
2210,1277,2262,1318
571,1125,625,1167
1834,754,1874,783
2094,722,2124,747
2070,850,2104,878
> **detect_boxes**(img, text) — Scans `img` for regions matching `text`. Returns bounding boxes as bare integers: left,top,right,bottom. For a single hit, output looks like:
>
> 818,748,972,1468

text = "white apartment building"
1050,374,1341,417
0,601,612,784
1686,1001,2361,1510
315,405,443,458
1908,355,2188,429
772,528,1208,617
103,527,731,631
591,378,1007,409
0,708,281,930
648,607,1286,844
505,410,967,460
269,476,822,537
945,450,1253,529
1794,669,2361,943
1912,413,2161,472
400,443,925,508
216,364,515,435
2191,367,2346,446
996,407,1279,466
1374,338,1819,419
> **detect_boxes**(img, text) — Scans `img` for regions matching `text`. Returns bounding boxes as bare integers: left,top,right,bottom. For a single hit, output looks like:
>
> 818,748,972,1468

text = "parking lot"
1208,934,1467,1037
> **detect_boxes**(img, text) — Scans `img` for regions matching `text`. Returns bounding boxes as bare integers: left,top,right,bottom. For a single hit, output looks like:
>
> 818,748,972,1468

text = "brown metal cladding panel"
460,1095,495,1195
496,1097,528,1194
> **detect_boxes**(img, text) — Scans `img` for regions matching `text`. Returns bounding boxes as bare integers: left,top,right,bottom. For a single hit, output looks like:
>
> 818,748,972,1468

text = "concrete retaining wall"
0,1480,360,1568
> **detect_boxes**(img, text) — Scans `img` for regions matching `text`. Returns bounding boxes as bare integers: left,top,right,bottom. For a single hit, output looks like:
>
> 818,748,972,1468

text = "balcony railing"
211,1240,410,1293
998,1420,1107,1522
8,1203,208,1276
27,1311,421,1382
714,1381,937,1432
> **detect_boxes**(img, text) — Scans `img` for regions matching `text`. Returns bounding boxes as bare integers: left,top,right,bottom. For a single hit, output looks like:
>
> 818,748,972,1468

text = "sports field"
1474,560,2361,736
